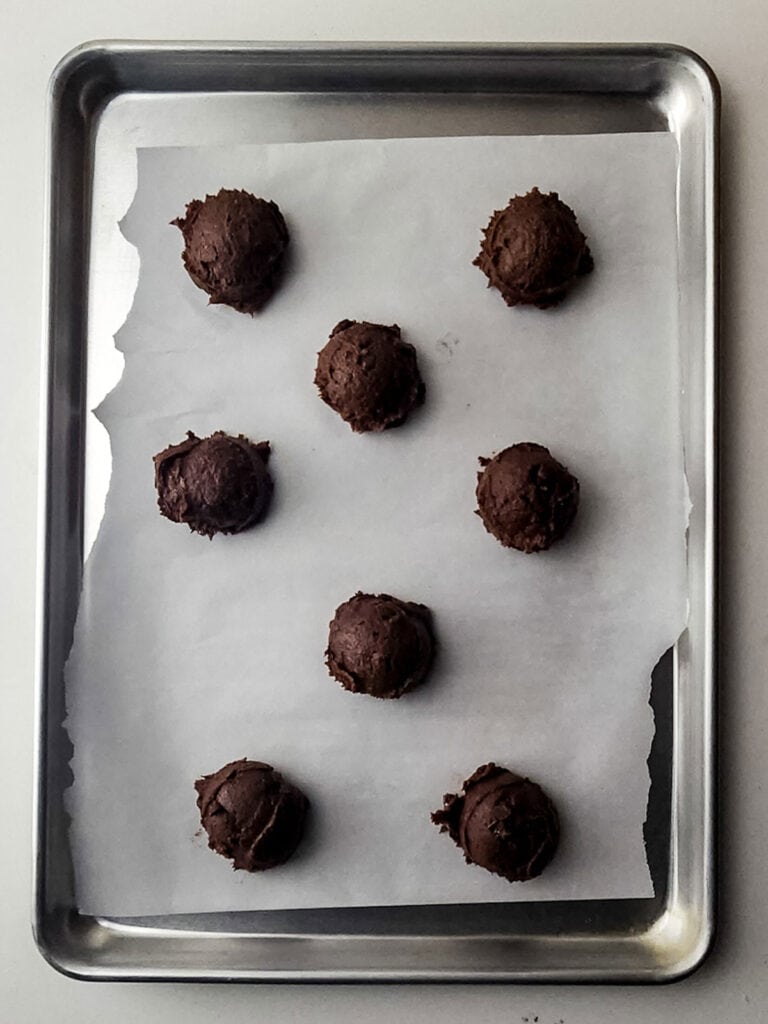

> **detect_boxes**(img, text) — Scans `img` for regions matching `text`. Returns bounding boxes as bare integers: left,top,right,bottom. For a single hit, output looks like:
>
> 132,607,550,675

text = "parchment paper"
65,133,687,916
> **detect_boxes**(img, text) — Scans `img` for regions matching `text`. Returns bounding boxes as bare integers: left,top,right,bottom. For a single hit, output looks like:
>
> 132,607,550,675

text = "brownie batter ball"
474,187,593,309
172,188,289,313
195,759,309,872
326,592,435,699
154,430,272,539
314,320,425,433
431,763,560,882
475,442,579,553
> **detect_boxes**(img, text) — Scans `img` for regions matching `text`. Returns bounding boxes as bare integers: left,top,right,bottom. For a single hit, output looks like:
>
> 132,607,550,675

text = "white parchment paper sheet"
65,133,687,916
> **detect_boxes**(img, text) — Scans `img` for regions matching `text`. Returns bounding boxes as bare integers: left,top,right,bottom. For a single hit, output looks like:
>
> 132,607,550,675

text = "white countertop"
2,1,764,1020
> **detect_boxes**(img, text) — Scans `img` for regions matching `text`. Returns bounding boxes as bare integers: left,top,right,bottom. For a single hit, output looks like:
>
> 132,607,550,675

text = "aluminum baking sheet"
35,42,718,982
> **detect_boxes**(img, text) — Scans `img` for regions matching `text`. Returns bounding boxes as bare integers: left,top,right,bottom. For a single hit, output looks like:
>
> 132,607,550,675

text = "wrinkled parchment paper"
65,133,687,915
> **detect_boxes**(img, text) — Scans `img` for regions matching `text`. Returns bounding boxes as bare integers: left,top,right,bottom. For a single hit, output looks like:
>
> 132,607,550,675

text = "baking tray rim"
34,39,719,983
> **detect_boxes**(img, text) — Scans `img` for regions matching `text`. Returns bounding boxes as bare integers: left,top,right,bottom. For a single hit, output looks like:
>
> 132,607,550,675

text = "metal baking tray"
35,41,718,982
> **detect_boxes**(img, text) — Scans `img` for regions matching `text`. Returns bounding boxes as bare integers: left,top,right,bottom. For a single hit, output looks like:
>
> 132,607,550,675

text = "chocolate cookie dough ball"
153,430,272,539
195,759,309,872
431,763,560,882
325,592,435,699
172,188,289,313
314,320,425,433
475,442,579,553
474,187,593,309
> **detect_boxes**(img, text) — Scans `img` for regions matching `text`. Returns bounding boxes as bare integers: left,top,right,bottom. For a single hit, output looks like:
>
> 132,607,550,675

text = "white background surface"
1,1,763,1022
